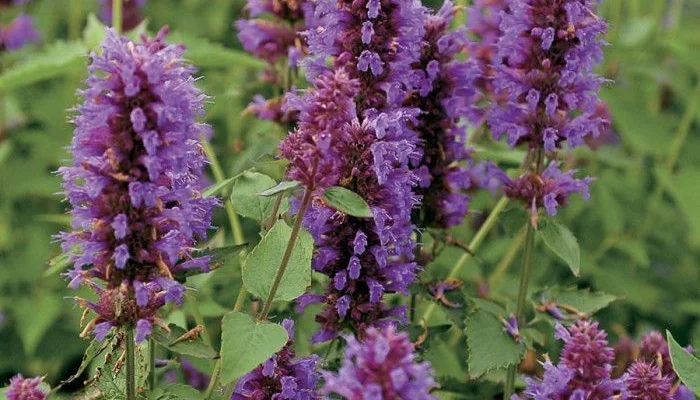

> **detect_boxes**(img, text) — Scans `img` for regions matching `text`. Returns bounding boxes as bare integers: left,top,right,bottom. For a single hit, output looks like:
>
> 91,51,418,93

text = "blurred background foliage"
0,0,699,397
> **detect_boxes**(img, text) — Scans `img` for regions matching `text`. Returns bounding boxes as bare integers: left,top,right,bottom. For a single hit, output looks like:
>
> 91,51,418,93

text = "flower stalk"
126,328,136,400
112,0,122,34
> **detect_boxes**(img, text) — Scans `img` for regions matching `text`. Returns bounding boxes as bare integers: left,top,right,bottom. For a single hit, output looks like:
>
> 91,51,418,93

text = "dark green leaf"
537,219,581,277
152,324,217,359
464,308,525,378
323,186,373,218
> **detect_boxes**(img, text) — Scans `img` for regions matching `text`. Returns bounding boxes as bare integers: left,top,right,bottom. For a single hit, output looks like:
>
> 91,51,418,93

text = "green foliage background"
0,0,699,397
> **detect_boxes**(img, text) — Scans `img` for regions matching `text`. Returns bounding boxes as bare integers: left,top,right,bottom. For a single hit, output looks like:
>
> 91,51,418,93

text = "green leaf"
151,324,217,359
13,293,63,355
464,308,525,378
51,337,114,393
667,331,700,394
670,168,700,248
242,220,313,302
230,171,278,221
220,311,288,384
203,172,244,198
536,286,617,317
258,180,299,197
82,14,106,50
189,244,247,273
44,252,72,277
151,383,202,399
537,219,581,277
168,31,265,69
323,186,373,218
0,41,86,91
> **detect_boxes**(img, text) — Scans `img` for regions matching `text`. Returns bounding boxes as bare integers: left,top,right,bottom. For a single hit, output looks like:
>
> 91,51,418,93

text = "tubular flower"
99,0,147,32
488,0,608,150
58,28,216,342
5,375,46,400
0,14,39,52
516,320,625,399
624,361,673,400
499,161,592,220
287,0,426,342
233,319,321,400
405,1,492,229
322,326,437,400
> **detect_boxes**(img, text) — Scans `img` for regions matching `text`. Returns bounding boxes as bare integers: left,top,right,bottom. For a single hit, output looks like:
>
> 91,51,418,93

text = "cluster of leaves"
0,0,699,399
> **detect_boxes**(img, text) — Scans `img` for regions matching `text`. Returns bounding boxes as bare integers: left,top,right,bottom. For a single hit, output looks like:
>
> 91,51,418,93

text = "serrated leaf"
220,311,288,384
0,41,86,91
230,171,278,221
537,219,581,277
168,31,265,69
667,331,700,394
536,286,617,317
52,337,113,393
465,308,525,378
323,186,373,218
242,220,313,302
152,324,217,359
258,180,299,197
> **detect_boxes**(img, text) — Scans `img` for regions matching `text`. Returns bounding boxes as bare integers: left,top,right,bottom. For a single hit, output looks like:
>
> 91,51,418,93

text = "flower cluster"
58,28,216,342
99,0,147,32
466,0,507,109
516,320,625,399
0,0,39,53
233,319,320,400
5,374,46,400
518,322,698,400
237,0,312,123
322,326,437,399
405,1,491,229
285,0,428,342
488,0,608,150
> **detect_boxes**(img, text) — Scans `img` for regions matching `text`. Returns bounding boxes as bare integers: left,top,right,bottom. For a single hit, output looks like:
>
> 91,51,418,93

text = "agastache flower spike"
288,0,427,341
488,0,608,150
58,28,216,342
5,374,47,400
322,326,437,399
233,319,321,400
99,0,147,32
624,361,673,400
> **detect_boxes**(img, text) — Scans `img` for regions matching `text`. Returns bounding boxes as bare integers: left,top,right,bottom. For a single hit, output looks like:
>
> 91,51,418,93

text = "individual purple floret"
99,0,147,32
0,14,39,52
405,1,489,229
233,319,320,400
322,326,437,400
58,28,216,342
516,320,625,399
288,0,426,341
500,162,592,220
5,374,46,400
502,314,521,342
488,0,608,150
624,361,673,400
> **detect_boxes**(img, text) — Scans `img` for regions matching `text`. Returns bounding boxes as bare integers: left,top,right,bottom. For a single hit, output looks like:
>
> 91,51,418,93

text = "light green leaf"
537,219,581,277
243,220,313,302
667,331,700,394
671,168,700,248
203,172,244,198
82,14,106,50
230,171,278,221
220,311,288,384
323,186,373,218
465,308,525,378
169,31,265,69
44,252,72,277
152,324,217,359
537,286,617,317
13,293,63,355
258,180,299,197
0,41,86,91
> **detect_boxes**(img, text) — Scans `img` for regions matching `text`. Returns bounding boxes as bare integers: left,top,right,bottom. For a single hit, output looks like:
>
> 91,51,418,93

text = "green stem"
420,196,509,323
126,329,136,400
503,223,536,399
202,358,222,400
257,188,313,320
112,0,123,34
148,338,156,390
488,226,526,288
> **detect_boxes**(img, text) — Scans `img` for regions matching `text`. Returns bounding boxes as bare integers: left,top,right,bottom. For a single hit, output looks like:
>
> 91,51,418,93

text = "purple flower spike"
488,0,608,150
233,319,321,400
6,374,47,400
624,361,673,400
0,14,39,52
322,326,437,399
58,28,216,341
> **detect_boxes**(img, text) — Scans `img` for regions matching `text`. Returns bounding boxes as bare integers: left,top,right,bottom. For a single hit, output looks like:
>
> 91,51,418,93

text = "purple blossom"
488,0,608,150
404,1,491,229
236,19,298,65
58,28,216,342
164,359,211,391
624,361,673,400
639,331,676,379
232,319,320,400
502,314,521,342
5,374,46,400
0,14,39,52
287,0,426,341
500,162,592,220
322,326,437,399
99,0,147,32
